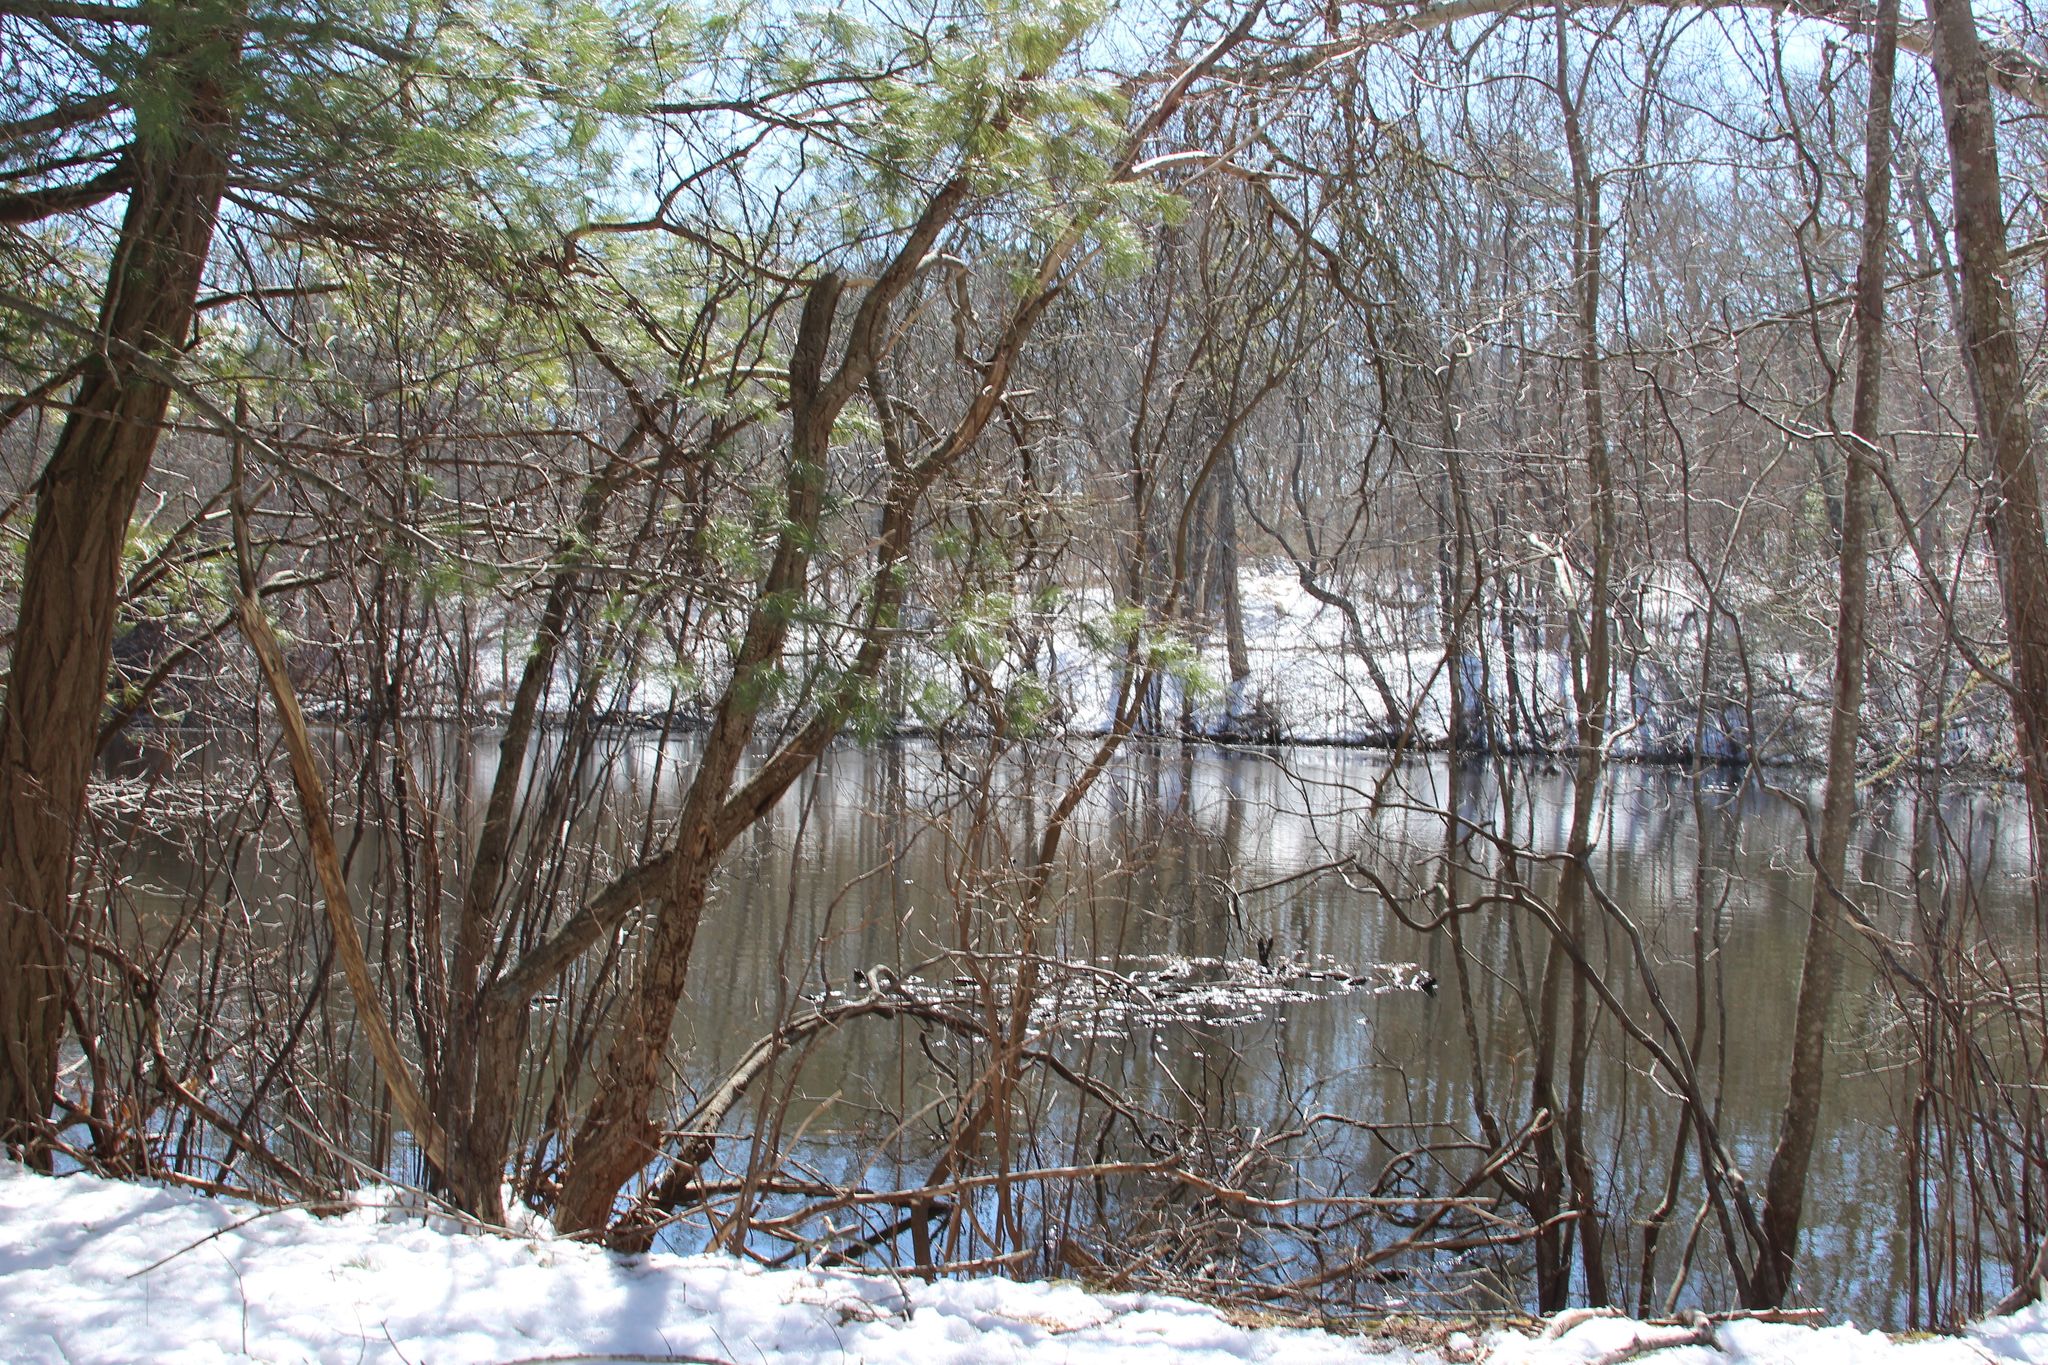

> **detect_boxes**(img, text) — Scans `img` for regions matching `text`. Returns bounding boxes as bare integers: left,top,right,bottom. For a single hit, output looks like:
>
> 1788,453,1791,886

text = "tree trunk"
1533,16,1617,1306
1924,0,2048,873
434,432,648,1221
0,23,237,1157
543,17,1257,1238
1925,0,2048,1312
552,274,846,1237
1218,448,1252,698
554,852,717,1236
1749,0,1898,1309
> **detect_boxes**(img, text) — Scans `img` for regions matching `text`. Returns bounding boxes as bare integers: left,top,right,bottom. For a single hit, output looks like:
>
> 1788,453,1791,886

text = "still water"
625,740,2033,1323
117,732,2041,1324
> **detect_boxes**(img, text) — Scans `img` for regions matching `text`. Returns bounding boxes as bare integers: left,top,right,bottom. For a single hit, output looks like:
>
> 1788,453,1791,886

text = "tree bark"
0,18,238,1157
1924,0,2048,877
551,268,849,1236
1749,0,1898,1310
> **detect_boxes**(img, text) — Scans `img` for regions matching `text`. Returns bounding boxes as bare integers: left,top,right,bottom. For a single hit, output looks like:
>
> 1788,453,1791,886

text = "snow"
5,1162,2047,1364
436,557,2026,772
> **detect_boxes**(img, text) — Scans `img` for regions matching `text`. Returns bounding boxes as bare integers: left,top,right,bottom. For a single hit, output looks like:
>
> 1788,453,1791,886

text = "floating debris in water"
813,951,1438,1039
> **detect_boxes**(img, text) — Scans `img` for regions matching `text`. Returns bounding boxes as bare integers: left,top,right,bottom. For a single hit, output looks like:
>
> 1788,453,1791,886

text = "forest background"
4,0,2048,1331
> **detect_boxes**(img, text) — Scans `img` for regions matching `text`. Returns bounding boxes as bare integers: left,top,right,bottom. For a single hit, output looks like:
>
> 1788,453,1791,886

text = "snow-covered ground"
475,564,1916,766
411,551,2030,774
5,1163,2045,1364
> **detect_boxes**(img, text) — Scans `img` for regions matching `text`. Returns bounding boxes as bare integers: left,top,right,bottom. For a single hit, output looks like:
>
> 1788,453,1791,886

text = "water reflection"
648,743,2030,1321
115,732,2036,1323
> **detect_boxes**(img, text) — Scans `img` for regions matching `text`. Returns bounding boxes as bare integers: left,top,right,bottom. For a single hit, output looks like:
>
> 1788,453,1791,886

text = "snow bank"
4,1163,2046,1364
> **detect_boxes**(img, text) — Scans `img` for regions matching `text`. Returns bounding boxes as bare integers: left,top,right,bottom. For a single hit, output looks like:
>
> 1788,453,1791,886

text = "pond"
111,732,2041,1327
613,739,2032,1324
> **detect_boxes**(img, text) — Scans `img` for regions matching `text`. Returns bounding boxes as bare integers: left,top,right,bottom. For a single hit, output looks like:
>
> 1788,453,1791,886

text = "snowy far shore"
424,565,2014,776
4,1163,2045,1364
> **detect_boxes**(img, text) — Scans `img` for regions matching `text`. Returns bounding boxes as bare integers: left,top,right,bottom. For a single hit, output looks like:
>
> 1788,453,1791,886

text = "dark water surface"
117,733,2039,1323
635,741,2034,1323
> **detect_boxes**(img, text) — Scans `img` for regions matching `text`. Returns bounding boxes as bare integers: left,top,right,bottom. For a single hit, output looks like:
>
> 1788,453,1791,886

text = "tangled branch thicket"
3,0,2048,1329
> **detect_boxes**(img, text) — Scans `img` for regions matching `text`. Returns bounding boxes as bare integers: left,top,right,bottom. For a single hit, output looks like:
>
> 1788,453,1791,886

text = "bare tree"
1750,0,1901,1308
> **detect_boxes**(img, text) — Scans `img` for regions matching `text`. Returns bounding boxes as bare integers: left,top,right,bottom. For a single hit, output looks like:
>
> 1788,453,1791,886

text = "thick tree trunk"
554,854,717,1235
1924,0,2048,873
553,273,848,1237
1925,0,2048,1311
1749,0,1898,1310
0,28,236,1156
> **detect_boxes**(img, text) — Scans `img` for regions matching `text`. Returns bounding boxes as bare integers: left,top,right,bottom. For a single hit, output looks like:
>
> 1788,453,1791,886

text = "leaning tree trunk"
1748,0,1898,1310
1925,0,2048,875
547,13,1265,1239
0,30,237,1158
551,271,850,1237
433,427,648,1221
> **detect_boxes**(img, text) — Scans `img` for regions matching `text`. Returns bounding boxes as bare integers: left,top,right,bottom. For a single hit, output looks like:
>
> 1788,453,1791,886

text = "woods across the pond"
3,0,2048,1333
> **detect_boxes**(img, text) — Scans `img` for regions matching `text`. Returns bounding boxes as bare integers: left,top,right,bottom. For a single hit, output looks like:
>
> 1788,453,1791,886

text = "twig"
489,1355,735,1364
